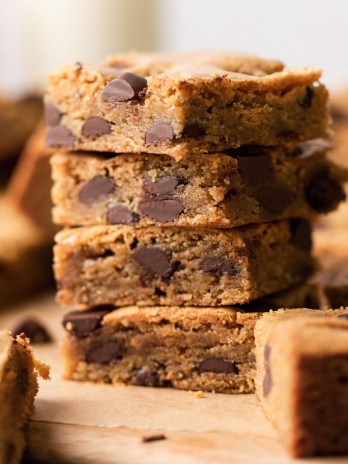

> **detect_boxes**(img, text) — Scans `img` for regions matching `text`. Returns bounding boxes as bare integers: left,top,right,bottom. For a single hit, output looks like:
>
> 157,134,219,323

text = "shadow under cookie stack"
46,52,346,394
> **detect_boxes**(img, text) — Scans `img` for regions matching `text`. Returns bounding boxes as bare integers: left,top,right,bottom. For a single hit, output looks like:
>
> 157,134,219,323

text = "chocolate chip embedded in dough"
143,176,180,195
86,340,124,364
238,153,272,184
102,72,147,103
182,123,206,138
12,318,52,344
305,170,346,213
81,117,111,139
256,184,292,214
44,103,62,126
200,257,238,276
197,357,238,374
134,247,176,279
134,368,160,387
106,205,139,225
46,126,75,148
78,175,116,204
62,307,113,337
139,198,184,222
290,219,312,251
145,122,174,145
299,86,314,108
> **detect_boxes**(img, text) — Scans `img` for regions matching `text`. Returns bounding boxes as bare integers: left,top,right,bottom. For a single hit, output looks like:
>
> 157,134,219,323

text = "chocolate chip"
134,247,176,279
200,257,238,276
290,219,312,251
263,345,273,397
106,205,139,225
139,199,184,222
142,434,166,443
81,117,111,139
102,72,147,103
197,357,238,374
75,62,83,71
145,122,174,145
299,86,314,108
256,184,292,214
12,318,51,344
144,176,180,195
78,176,116,204
44,103,62,126
305,170,346,213
86,340,124,364
238,153,272,184
134,368,160,387
182,123,206,138
62,307,113,337
46,126,75,147
337,313,348,320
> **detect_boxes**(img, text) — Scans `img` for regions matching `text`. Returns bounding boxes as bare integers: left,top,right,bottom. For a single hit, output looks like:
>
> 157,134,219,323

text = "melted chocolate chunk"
197,357,238,374
134,247,177,279
263,344,273,397
12,318,51,344
81,117,111,139
238,153,272,184
299,86,314,108
78,176,116,204
139,198,184,222
44,103,62,126
134,368,160,387
145,122,174,145
182,123,206,138
256,184,292,214
143,176,180,195
62,307,113,337
86,340,124,364
305,170,346,213
46,126,75,148
102,72,147,103
106,205,139,225
200,257,238,276
290,219,312,251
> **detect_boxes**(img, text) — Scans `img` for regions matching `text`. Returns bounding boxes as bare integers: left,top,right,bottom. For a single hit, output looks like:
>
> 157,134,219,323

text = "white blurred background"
1,0,348,95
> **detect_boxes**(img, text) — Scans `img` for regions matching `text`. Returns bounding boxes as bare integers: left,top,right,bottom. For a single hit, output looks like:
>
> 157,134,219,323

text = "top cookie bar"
45,51,329,159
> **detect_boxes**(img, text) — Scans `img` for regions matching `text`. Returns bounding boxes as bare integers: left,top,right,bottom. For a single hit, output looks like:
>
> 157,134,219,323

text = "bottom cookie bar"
254,309,348,457
0,332,49,464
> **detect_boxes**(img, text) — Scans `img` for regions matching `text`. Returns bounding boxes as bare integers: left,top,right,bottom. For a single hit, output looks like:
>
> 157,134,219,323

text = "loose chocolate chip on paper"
106,205,139,225
86,340,124,364
81,117,111,139
299,86,314,108
143,176,180,195
62,307,113,337
145,122,174,145
44,103,62,127
134,368,160,387
305,170,346,213
256,184,292,214
102,72,147,103
46,126,75,148
197,357,238,374
182,123,206,138
12,318,52,344
78,175,116,204
290,219,312,251
200,257,238,276
134,247,176,279
139,198,184,222
238,153,272,184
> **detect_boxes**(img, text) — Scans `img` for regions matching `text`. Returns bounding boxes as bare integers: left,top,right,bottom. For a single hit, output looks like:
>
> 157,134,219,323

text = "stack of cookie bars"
45,52,346,393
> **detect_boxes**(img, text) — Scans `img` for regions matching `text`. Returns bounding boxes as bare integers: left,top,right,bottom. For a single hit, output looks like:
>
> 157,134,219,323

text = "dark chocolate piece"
134,368,160,387
81,117,111,139
200,257,238,276
197,357,238,374
12,318,52,344
102,72,147,103
134,247,176,279
46,126,75,148
139,198,184,222
44,103,62,127
145,122,174,145
143,176,180,196
62,308,113,337
86,340,124,364
78,176,116,204
106,205,139,225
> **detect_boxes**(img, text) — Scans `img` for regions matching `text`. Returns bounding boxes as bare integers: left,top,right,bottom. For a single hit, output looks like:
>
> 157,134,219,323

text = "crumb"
142,433,166,443
188,390,205,398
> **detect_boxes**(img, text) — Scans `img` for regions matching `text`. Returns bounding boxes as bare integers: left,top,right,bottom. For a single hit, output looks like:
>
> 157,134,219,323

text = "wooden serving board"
0,294,343,464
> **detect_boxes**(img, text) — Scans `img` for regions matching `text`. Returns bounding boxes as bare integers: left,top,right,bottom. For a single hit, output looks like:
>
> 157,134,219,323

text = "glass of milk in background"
0,0,159,96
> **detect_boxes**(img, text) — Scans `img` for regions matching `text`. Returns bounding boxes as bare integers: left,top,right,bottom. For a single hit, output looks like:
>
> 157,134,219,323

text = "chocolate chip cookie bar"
45,51,329,159
0,331,50,464
54,220,314,308
51,140,345,229
254,309,348,457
